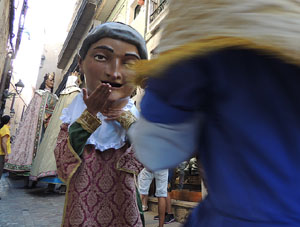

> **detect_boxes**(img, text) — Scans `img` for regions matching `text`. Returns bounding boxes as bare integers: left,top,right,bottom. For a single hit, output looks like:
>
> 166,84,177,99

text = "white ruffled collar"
60,92,139,151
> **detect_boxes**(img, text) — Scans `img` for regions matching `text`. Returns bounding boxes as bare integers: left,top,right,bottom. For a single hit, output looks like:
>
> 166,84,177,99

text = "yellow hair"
132,0,300,85
132,36,300,85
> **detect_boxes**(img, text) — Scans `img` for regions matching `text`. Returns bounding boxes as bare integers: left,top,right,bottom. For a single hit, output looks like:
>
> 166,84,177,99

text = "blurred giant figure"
129,1,300,226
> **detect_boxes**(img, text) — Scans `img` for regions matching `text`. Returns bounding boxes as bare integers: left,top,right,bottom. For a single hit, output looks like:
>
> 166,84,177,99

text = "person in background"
153,168,176,224
0,115,11,200
129,0,300,226
138,168,169,227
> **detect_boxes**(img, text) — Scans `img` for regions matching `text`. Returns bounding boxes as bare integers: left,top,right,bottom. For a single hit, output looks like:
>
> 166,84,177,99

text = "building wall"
57,18,94,84
144,0,169,56
35,42,64,90
0,0,11,83
56,0,85,82
57,0,97,85
127,0,147,37
66,0,83,33
146,29,162,57
35,0,80,92
107,0,127,22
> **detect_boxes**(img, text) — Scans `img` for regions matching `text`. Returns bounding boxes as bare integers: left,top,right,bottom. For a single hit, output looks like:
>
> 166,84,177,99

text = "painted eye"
94,54,107,61
124,59,136,66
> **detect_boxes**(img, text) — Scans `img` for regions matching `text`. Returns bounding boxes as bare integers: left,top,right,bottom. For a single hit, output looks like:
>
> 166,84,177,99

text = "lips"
101,80,122,88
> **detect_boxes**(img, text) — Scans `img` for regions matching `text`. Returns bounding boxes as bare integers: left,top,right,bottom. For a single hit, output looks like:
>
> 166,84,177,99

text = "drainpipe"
14,0,28,58
9,0,15,52
144,0,149,40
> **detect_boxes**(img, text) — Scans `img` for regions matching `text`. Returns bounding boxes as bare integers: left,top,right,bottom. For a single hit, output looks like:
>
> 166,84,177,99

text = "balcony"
149,0,168,23
57,0,96,69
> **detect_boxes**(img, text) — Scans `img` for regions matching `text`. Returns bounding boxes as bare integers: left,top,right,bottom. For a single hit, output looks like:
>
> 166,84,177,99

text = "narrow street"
0,173,182,227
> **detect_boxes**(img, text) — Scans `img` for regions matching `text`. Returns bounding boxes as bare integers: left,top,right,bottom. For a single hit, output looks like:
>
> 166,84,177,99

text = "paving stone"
0,173,182,226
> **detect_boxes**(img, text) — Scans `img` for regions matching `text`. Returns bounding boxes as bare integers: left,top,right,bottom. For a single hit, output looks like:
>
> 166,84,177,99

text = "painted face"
79,38,140,102
45,75,54,89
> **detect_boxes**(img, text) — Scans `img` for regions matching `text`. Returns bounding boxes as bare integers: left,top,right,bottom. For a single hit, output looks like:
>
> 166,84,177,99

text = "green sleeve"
69,122,92,156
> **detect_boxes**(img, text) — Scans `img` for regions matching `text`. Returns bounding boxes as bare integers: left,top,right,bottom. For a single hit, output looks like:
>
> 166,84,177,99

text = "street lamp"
15,79,25,94
10,79,25,115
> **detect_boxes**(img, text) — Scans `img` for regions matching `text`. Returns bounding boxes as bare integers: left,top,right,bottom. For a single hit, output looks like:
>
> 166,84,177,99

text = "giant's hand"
82,83,111,116
102,97,130,121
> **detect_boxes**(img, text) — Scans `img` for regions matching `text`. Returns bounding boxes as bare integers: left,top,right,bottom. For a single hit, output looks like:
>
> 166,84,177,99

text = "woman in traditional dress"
129,1,300,226
5,73,58,176
30,72,81,189
54,22,147,227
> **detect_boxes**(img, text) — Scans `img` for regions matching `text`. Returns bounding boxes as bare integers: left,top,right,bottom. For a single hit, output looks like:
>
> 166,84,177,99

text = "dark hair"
0,115,10,129
39,73,55,92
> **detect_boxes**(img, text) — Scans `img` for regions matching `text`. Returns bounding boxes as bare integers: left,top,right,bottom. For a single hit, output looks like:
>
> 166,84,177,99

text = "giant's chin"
106,88,134,107
107,90,127,102
106,93,130,110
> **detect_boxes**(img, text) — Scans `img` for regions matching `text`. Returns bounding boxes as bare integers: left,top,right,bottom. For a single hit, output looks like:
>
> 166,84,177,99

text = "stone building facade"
0,0,14,116
0,0,28,137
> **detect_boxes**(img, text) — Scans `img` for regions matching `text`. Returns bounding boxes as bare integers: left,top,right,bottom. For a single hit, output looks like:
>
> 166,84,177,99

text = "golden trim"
131,36,300,86
116,111,137,131
60,138,82,227
76,109,102,133
116,164,138,175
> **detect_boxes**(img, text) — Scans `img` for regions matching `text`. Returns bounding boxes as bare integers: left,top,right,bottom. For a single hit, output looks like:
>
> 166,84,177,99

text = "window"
134,5,141,19
150,0,163,14
39,55,46,68
149,0,168,23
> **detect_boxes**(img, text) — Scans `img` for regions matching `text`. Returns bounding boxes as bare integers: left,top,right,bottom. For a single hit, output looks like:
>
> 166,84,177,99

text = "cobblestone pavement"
0,173,181,227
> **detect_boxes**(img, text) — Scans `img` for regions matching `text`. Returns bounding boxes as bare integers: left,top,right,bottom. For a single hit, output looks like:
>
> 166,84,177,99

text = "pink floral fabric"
5,93,43,171
5,91,57,172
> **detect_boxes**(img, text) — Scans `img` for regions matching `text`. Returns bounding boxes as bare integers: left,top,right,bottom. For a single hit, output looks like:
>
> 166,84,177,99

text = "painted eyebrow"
125,52,140,59
93,45,114,52
93,45,140,59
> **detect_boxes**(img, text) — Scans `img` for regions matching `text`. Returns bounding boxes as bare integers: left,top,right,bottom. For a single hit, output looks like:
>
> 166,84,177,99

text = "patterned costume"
54,21,148,227
129,0,300,226
30,75,80,182
5,90,57,174
54,94,143,227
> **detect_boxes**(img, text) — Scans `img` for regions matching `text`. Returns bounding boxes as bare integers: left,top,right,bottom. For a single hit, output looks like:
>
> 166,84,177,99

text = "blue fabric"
39,177,64,184
141,90,194,124
141,48,300,226
141,57,209,124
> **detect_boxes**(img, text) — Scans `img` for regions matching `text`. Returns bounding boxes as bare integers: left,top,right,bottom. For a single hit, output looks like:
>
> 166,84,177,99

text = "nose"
106,58,122,80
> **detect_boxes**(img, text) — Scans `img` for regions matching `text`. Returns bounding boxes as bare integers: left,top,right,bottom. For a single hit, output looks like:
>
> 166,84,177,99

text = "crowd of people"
1,1,300,226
